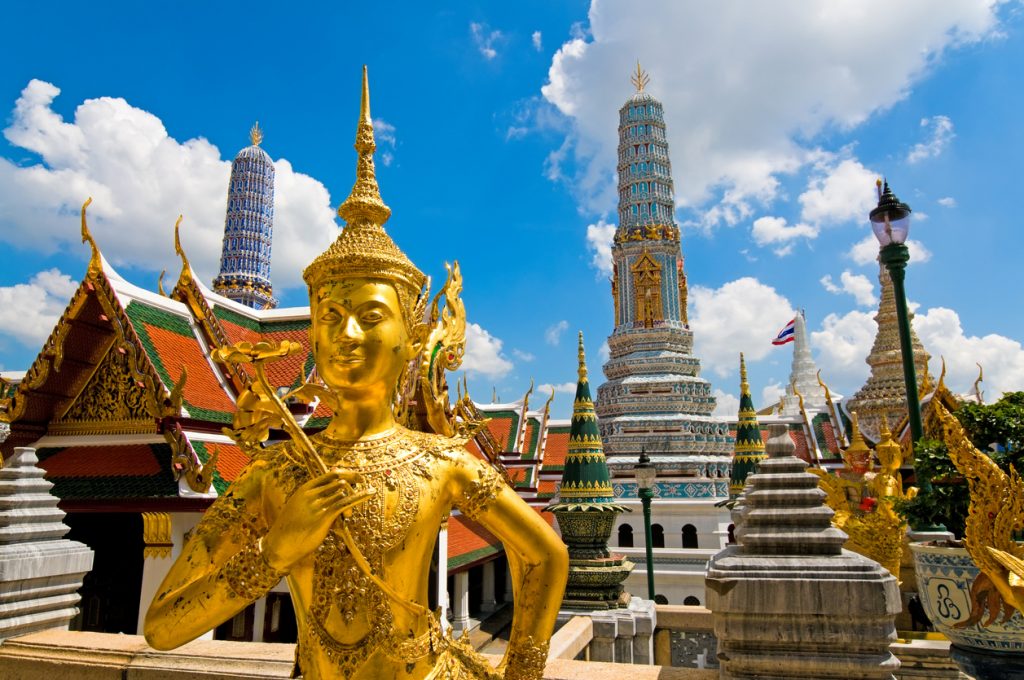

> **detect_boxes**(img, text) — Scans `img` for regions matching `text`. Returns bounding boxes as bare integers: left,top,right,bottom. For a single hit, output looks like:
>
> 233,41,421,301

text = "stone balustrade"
0,628,718,680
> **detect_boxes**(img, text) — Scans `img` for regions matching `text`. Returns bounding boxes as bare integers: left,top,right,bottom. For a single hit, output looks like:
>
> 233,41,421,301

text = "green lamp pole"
869,180,934,500
635,448,657,600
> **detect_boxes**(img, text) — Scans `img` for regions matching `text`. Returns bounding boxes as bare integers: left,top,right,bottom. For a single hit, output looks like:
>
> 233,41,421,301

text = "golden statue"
810,414,913,580
144,67,568,680
935,401,1022,626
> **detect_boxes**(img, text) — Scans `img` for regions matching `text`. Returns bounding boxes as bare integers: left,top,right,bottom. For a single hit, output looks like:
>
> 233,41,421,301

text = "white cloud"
914,307,1024,398
372,118,396,167
799,157,878,226
545,320,569,346
810,309,876,387
907,115,955,164
541,2,1003,221
599,340,610,362
538,381,576,396
712,388,740,417
0,80,337,291
0,269,78,346
849,234,933,266
938,196,957,208
690,277,795,377
512,348,535,362
470,22,503,60
807,304,1024,402
585,219,616,276
751,216,817,254
820,270,877,307
462,322,513,379
532,31,543,51
761,381,786,410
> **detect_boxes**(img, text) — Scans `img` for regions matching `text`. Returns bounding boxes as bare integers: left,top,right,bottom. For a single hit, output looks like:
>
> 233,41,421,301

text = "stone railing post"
589,612,618,662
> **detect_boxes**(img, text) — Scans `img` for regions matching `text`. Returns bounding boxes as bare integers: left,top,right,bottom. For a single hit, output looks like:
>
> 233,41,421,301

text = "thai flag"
772,318,796,345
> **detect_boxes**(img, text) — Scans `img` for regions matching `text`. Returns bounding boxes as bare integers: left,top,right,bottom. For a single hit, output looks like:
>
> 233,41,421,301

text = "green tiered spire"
548,332,627,510
546,332,632,610
730,353,767,497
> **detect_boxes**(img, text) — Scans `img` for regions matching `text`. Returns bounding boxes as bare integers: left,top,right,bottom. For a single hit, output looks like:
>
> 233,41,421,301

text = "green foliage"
898,392,1024,536
894,438,969,536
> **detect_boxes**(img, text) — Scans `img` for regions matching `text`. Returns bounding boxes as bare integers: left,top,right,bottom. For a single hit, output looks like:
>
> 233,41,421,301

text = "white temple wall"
610,499,731,551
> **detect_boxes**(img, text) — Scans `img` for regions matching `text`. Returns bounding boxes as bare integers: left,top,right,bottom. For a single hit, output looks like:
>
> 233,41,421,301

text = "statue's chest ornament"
301,432,441,678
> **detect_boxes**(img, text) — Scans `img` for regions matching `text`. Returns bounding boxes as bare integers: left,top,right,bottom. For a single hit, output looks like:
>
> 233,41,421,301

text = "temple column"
252,596,267,642
481,560,497,613
504,559,514,603
436,525,449,629
452,571,470,634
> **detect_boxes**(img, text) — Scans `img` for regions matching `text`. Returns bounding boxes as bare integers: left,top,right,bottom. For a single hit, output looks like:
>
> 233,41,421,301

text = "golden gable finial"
80,197,103,277
250,121,263,147
173,215,192,284
631,61,650,92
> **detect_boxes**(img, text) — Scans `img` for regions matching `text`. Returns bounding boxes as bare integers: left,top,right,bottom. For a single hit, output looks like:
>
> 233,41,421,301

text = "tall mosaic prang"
845,261,929,442
595,65,732,488
212,123,277,309
729,353,766,497
546,333,632,610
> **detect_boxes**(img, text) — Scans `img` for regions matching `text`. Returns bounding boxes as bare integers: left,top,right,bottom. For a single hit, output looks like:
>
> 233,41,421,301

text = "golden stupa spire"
337,65,391,226
577,331,588,382
249,121,263,147
739,352,750,395
631,61,650,92
844,410,871,468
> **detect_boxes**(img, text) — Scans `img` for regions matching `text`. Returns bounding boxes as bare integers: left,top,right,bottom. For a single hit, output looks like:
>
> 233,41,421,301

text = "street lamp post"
635,448,657,601
869,179,933,498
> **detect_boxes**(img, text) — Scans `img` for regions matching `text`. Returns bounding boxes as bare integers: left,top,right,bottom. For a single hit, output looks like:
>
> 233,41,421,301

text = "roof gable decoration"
169,215,251,396
1,200,216,495
2,200,179,430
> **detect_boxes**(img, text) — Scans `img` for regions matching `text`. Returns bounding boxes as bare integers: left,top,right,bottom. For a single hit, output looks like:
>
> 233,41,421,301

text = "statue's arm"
452,452,568,680
144,462,281,649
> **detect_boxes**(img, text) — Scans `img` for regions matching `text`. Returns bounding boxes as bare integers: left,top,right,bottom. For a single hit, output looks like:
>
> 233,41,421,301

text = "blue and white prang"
212,123,277,309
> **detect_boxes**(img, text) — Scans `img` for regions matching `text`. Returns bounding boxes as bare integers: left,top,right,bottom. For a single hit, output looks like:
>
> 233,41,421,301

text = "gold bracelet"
504,636,549,680
221,538,284,600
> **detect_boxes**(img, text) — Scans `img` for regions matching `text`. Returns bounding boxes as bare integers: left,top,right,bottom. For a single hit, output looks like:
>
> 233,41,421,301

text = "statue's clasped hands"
262,470,375,572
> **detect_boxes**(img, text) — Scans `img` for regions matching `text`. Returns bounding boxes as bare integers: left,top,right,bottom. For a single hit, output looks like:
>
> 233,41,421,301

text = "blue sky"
1,1,1023,419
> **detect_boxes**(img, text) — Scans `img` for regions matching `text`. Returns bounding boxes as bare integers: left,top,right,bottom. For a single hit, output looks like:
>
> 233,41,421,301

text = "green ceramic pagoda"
546,332,632,610
729,353,766,497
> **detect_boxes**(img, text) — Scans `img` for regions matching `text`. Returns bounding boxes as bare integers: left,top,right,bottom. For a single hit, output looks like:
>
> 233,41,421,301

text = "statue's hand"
261,470,373,572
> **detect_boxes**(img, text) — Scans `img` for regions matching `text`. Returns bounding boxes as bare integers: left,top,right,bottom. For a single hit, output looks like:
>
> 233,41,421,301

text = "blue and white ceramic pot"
910,542,1024,678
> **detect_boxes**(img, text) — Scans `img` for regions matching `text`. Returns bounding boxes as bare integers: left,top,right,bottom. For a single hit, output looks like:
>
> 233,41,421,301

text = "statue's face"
312,278,414,395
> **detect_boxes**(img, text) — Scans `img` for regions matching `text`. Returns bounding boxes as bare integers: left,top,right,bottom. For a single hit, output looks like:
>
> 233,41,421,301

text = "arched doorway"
618,524,634,547
651,523,665,548
682,524,698,549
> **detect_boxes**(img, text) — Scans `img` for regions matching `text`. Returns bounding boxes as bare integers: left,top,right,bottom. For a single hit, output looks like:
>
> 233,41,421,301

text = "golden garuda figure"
145,67,568,680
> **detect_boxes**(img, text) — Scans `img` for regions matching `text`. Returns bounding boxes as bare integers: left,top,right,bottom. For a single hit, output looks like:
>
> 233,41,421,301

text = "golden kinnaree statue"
144,67,568,680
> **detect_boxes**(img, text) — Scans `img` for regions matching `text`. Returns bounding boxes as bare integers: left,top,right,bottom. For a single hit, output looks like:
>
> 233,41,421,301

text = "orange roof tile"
789,429,810,463
143,324,236,417
485,415,514,451
447,514,502,570
542,431,569,469
39,444,163,478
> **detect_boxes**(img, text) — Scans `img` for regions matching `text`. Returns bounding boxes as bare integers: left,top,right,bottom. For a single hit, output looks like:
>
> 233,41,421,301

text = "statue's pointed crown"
303,66,426,305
